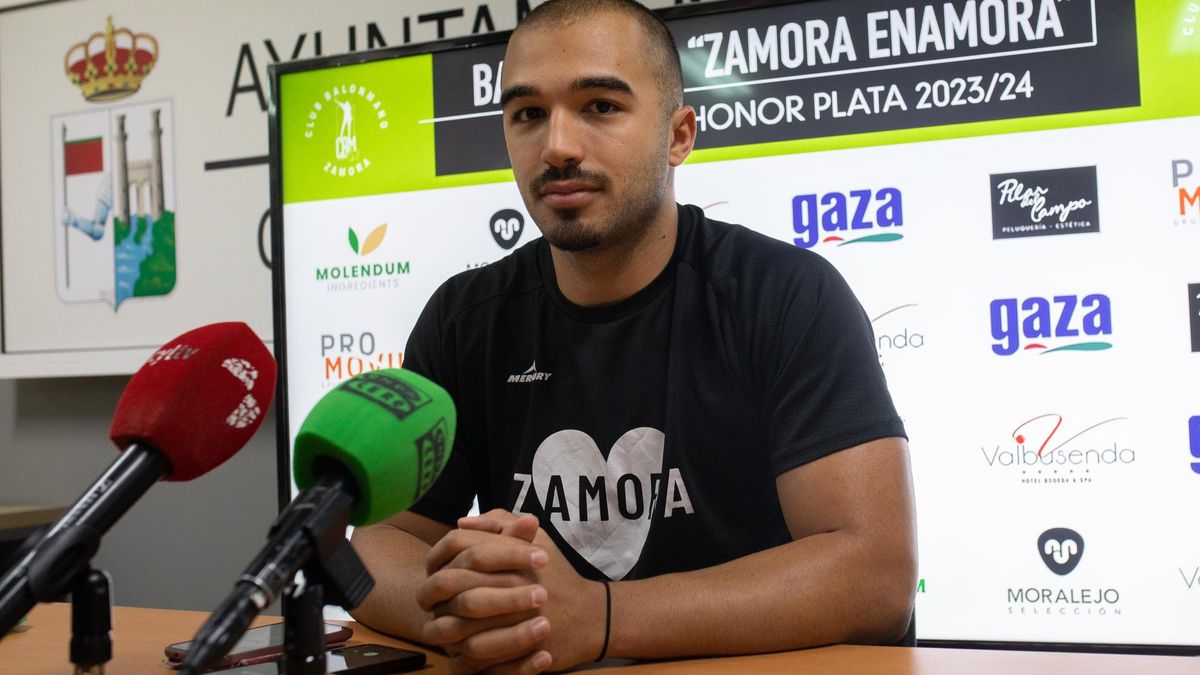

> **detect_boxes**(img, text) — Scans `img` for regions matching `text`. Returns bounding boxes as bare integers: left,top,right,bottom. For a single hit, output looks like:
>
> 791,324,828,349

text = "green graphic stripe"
1040,342,1113,354
64,136,102,145
837,233,904,246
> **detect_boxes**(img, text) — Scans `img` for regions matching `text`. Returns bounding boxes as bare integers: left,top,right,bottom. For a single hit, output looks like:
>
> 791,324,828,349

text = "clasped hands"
417,509,606,674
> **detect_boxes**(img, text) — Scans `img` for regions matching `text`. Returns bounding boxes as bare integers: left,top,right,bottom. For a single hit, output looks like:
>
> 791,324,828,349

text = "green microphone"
294,368,456,525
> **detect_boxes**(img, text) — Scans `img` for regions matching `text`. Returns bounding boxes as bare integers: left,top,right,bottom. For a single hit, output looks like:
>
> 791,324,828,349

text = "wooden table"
1,604,1196,674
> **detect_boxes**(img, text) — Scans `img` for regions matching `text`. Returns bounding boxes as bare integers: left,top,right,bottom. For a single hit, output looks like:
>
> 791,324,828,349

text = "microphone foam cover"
293,369,456,526
110,322,277,481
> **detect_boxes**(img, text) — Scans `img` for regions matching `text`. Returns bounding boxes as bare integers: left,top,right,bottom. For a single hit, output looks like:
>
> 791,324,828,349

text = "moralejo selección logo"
1038,528,1084,576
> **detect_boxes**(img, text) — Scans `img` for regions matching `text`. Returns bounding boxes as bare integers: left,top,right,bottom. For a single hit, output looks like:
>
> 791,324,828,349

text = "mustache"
530,165,608,194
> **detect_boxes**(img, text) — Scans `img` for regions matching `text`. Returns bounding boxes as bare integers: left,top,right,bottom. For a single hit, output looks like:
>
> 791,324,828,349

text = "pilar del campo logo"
303,82,390,178
52,15,175,311
1189,283,1200,353
990,166,1099,239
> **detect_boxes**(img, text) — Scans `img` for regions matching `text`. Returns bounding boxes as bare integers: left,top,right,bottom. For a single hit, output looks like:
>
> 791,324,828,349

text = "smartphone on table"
203,644,426,674
164,621,352,669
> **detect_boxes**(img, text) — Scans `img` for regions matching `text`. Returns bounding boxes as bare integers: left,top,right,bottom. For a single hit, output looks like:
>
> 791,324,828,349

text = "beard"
527,151,670,253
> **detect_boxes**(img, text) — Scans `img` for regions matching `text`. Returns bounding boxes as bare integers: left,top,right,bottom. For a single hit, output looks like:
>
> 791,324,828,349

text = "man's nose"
541,109,584,168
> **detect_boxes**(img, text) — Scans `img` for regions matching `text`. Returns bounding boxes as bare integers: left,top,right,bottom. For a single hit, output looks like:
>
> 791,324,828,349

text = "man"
350,1,917,672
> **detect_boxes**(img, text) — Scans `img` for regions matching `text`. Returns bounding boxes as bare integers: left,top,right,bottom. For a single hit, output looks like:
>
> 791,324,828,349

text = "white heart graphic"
532,428,664,580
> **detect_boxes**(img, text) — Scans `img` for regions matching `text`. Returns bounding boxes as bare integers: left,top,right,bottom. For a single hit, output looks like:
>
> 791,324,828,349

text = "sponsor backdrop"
0,0,694,377
273,0,1200,648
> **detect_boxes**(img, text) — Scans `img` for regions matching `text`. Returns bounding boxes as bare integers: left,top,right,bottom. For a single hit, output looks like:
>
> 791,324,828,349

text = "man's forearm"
607,530,916,659
349,524,434,641
430,439,917,668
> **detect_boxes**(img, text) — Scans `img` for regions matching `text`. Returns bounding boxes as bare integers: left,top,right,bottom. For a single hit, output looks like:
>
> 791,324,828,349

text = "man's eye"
591,101,618,114
513,107,544,122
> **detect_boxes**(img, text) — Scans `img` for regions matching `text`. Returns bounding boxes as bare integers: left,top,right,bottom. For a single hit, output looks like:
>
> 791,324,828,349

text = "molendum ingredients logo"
315,222,410,293
303,83,389,178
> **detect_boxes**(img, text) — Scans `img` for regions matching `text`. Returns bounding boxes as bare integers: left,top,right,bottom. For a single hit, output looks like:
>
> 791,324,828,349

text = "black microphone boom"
0,443,170,637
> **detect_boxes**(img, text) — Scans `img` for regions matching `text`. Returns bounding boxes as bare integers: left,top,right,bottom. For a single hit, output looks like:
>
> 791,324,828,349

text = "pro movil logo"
302,83,389,178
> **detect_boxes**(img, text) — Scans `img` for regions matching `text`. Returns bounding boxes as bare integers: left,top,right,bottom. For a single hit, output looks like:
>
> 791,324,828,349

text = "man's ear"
668,106,697,168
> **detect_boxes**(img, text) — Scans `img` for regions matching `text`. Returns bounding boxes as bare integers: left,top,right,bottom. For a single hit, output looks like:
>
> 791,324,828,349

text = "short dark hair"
513,0,684,114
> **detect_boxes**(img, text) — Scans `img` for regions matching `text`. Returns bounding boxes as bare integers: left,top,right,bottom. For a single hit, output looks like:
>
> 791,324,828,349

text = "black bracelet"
596,579,611,662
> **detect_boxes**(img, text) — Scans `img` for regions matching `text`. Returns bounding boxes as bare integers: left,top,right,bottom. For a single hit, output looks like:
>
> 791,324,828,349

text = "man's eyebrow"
499,84,538,108
571,76,633,96
499,77,635,108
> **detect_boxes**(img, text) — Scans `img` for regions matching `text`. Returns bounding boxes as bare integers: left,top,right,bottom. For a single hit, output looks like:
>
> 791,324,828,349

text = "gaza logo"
792,187,903,248
990,293,1112,356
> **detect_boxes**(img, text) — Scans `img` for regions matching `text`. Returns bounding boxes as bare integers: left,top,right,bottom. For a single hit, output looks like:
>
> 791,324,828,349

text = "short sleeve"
760,257,907,475
403,287,477,525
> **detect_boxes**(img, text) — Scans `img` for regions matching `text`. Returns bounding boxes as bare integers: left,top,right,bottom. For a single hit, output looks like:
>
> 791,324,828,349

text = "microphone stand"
282,572,326,675
18,522,114,673
279,475,374,674
181,471,374,674
70,568,113,674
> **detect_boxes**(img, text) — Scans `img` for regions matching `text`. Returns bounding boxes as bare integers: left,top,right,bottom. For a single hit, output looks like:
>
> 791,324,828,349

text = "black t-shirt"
405,203,905,581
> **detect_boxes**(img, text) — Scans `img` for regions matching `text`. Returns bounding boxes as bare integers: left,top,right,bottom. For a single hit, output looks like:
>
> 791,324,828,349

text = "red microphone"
0,322,276,637
109,321,276,481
